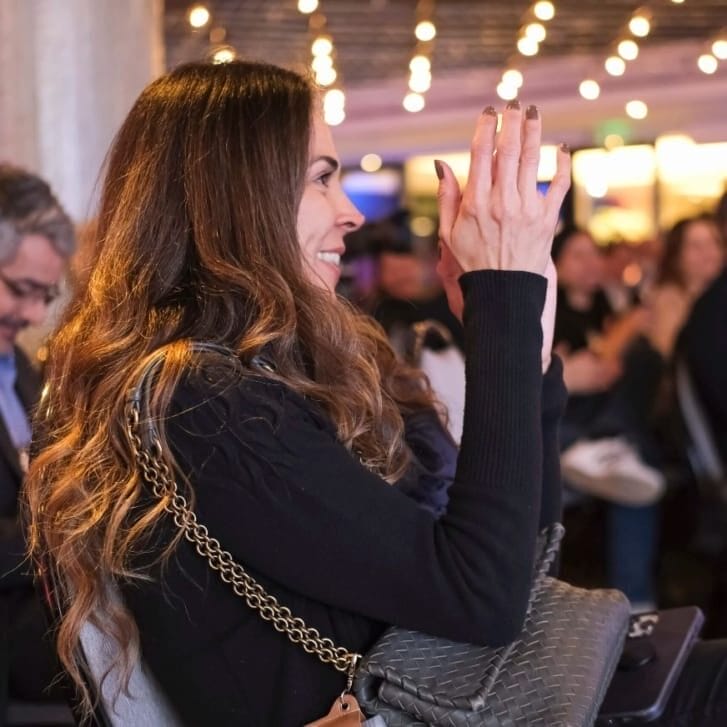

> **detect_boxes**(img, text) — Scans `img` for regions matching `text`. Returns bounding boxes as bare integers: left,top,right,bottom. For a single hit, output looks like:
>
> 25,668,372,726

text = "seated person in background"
0,165,75,716
552,227,663,505
678,266,727,463
647,214,725,361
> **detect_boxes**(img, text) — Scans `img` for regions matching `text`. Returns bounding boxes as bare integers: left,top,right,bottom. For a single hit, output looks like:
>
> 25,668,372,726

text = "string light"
403,92,425,112
625,100,648,119
297,0,319,13
415,20,437,41
525,22,547,42
697,54,719,74
712,40,727,60
629,15,651,38
617,39,639,61
409,55,431,73
496,81,518,101
533,1,555,21
312,36,333,56
409,71,432,93
579,79,601,100
188,5,210,28
605,55,626,76
502,69,524,88
517,36,539,56
324,88,346,126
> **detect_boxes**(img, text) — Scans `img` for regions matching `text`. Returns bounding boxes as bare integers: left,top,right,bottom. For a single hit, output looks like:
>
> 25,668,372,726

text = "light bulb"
629,16,650,38
409,72,432,93
188,5,210,28
712,40,727,60
517,36,539,56
496,82,518,101
525,23,547,43
533,1,555,21
618,40,639,61
312,36,333,56
360,154,383,173
697,54,718,74
409,55,431,73
502,69,523,88
579,79,600,100
403,92,425,112
297,0,319,13
212,47,235,64
625,100,648,119
605,56,626,76
415,21,436,42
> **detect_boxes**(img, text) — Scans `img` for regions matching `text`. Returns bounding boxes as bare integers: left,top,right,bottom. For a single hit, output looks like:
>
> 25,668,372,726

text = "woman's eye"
316,171,333,186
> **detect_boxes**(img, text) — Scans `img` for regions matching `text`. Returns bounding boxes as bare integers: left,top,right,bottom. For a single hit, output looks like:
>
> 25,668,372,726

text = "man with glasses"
0,164,74,718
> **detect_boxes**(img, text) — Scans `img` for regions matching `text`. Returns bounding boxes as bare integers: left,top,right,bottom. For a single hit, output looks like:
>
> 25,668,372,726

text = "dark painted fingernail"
526,105,538,120
482,105,497,116
560,142,570,153
506,99,521,110
434,159,444,180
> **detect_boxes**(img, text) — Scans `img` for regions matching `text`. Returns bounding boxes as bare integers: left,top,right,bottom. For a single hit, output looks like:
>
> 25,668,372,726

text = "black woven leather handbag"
128,343,632,727
353,524,631,726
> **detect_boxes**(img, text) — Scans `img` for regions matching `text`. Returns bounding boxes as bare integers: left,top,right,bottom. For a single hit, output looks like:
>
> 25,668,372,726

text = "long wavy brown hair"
25,61,434,713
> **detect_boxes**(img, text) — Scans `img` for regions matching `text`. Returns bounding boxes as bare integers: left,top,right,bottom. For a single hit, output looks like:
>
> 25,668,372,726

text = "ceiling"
165,0,727,82
163,1,727,162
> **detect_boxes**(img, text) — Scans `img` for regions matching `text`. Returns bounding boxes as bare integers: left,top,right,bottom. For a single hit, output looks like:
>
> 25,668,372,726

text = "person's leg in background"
606,503,659,610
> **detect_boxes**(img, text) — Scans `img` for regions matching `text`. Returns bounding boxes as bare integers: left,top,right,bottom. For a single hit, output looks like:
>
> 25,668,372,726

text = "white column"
0,0,165,220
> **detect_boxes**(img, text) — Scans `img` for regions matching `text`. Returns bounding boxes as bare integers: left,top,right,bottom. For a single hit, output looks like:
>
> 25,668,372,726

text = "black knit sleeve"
166,270,546,646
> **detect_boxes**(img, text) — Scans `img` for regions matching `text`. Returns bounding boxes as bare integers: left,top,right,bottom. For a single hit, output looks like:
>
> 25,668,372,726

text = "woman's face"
296,115,364,293
679,220,724,290
554,232,604,295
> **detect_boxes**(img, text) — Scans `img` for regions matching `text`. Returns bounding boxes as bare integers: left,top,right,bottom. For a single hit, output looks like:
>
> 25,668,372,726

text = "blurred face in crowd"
0,234,63,355
679,219,724,291
379,252,428,301
297,114,364,293
555,231,604,295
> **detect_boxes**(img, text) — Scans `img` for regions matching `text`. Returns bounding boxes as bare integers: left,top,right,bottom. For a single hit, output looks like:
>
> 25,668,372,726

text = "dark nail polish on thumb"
434,160,444,180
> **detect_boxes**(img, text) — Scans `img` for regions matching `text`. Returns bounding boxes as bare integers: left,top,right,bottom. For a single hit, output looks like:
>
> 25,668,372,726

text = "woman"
648,215,725,359
26,60,568,725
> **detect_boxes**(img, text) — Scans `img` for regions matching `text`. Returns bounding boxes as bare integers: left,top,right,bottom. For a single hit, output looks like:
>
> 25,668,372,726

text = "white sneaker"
561,437,665,506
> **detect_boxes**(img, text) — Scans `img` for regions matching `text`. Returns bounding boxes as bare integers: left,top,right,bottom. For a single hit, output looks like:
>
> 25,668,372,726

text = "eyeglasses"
0,269,60,306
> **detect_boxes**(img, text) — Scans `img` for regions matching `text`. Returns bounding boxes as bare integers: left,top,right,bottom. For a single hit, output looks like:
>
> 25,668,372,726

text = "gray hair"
0,164,75,265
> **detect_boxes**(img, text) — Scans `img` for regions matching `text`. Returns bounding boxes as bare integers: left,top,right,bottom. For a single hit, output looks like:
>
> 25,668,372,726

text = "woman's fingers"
435,159,462,246
493,101,523,202
517,105,542,203
544,143,572,230
461,107,498,209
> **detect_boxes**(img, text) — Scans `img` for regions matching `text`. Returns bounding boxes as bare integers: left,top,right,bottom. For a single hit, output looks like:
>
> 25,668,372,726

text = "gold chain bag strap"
125,343,363,726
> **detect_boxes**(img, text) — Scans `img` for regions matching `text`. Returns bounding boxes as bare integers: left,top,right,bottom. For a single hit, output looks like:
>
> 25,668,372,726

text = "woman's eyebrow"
309,155,339,171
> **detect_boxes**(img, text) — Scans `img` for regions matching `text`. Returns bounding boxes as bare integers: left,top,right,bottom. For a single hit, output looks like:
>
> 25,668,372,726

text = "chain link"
125,400,360,675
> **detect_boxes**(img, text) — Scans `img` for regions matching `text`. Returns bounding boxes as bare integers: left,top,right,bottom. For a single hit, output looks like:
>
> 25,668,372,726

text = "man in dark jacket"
0,164,74,717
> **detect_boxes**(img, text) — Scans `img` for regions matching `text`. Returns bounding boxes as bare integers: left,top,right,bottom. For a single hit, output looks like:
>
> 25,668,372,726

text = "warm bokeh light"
579,79,601,100
604,134,625,150
297,0,319,13
618,40,639,61
324,89,345,108
325,107,346,126
311,54,333,73
360,153,383,173
212,46,235,64
409,72,432,93
409,55,431,73
415,21,437,42
517,36,539,56
533,1,555,21
625,100,648,119
315,66,337,86
311,36,333,56
605,55,626,76
629,16,651,38
697,54,718,74
403,92,426,112
496,81,518,101
525,23,547,43
410,216,437,237
502,69,524,88
712,40,727,60
188,5,210,28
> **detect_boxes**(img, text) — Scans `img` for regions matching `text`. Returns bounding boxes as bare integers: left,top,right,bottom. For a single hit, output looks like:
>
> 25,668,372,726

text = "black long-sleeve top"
121,270,567,726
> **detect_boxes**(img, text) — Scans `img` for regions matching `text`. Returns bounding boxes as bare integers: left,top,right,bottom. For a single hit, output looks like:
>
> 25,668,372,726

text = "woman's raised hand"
435,102,571,277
